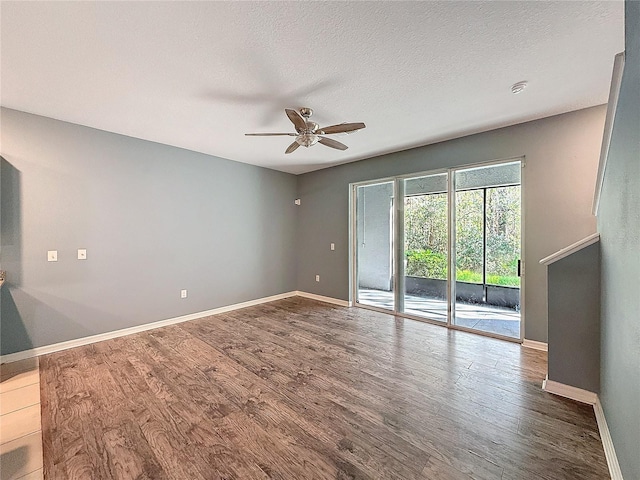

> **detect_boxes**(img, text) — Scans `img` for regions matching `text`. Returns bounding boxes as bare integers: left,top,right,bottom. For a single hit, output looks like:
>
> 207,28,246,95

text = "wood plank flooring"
39,297,609,479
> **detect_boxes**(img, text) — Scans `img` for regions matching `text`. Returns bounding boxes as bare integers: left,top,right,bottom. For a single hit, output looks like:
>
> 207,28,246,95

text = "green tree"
404,185,520,287
404,193,447,255
455,189,483,280
486,186,520,285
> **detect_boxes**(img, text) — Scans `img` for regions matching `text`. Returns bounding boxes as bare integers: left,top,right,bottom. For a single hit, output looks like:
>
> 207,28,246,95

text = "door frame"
349,177,398,316
349,156,525,343
448,157,525,341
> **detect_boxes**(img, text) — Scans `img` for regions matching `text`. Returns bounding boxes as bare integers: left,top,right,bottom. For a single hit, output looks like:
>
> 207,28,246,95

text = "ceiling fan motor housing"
299,107,313,118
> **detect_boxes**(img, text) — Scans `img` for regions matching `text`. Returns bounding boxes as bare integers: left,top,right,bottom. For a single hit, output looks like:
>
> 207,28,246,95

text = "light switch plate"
47,250,58,262
77,249,87,260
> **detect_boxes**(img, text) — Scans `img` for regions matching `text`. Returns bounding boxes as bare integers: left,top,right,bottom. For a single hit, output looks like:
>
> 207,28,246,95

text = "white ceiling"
0,1,624,174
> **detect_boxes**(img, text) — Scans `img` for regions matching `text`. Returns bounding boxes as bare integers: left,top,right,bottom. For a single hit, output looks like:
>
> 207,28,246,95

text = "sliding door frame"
395,168,450,326
350,177,398,315
350,156,525,343
448,157,525,342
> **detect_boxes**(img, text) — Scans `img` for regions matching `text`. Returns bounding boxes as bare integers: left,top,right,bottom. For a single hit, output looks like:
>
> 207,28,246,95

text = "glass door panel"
351,159,522,341
355,181,395,311
453,188,485,330
401,173,448,321
452,162,521,338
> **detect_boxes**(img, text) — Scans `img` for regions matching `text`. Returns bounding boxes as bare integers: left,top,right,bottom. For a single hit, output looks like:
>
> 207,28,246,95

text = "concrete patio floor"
357,288,520,338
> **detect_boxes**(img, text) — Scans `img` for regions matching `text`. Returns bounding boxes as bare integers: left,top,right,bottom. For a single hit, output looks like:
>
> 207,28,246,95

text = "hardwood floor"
39,297,609,479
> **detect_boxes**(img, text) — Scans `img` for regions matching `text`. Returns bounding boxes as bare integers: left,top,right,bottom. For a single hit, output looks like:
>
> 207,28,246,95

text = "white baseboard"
541,381,624,478
542,375,597,405
295,291,351,307
522,339,548,351
0,291,297,364
594,397,624,480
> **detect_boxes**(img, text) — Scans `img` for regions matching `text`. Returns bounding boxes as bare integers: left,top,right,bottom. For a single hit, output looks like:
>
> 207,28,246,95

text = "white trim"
519,158,526,342
542,375,597,405
522,339,548,351
593,51,625,216
540,378,624,478
448,168,455,328
594,397,624,480
295,291,351,307
539,233,600,266
349,184,357,307
0,291,297,364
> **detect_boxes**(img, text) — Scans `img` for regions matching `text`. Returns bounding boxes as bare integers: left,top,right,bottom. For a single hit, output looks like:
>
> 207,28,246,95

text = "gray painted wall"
296,106,606,342
547,243,600,393
0,108,297,355
597,1,640,478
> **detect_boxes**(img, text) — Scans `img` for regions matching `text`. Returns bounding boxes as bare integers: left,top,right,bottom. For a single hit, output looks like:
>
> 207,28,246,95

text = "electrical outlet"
77,249,87,260
47,250,58,262
330,243,335,251
315,275,320,282
294,199,301,205
181,289,188,299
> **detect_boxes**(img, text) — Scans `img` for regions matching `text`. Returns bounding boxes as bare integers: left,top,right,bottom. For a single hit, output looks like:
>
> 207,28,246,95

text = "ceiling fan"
245,107,366,154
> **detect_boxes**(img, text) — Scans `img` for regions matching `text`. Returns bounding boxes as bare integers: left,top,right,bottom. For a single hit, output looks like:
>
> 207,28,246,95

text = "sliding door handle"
517,260,522,277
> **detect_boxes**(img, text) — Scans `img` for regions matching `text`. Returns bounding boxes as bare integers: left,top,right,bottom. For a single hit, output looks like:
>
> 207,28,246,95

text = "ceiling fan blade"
285,108,307,132
285,141,300,154
319,122,366,135
245,133,296,136
318,136,348,151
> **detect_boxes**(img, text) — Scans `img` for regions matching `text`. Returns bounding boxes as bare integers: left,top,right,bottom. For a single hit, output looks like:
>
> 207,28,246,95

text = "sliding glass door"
351,159,523,341
354,181,395,312
452,162,521,338
401,173,449,322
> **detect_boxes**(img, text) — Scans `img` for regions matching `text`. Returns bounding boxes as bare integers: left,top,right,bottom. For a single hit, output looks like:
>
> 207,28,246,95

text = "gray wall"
547,243,600,393
0,108,297,355
296,106,606,342
597,1,640,478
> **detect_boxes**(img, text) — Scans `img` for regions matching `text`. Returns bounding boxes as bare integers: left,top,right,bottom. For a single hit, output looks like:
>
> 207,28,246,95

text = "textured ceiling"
0,1,624,174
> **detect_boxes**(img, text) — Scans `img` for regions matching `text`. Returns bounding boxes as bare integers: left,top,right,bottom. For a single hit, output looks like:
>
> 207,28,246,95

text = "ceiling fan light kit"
246,107,366,154
296,133,319,148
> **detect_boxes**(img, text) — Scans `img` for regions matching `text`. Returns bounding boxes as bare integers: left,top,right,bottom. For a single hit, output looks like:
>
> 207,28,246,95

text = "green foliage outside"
405,249,447,280
455,270,520,287
404,186,521,288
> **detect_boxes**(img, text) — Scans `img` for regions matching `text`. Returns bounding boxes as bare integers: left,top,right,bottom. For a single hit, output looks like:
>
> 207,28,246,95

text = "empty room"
1,1,638,480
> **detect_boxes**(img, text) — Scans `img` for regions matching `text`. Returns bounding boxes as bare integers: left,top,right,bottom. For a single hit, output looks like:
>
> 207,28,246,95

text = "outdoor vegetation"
404,186,521,287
